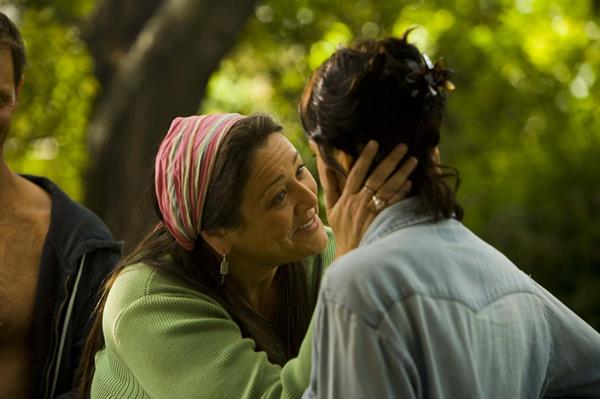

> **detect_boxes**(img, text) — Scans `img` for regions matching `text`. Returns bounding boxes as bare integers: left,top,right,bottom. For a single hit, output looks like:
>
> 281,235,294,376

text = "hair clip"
422,53,434,70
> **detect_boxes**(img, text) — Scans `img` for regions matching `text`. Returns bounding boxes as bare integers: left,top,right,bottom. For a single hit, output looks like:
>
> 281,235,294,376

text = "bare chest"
0,213,49,344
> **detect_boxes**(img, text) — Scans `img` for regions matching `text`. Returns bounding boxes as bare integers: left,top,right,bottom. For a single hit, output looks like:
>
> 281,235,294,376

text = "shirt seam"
322,289,547,330
542,297,557,393
314,301,421,396
362,213,435,246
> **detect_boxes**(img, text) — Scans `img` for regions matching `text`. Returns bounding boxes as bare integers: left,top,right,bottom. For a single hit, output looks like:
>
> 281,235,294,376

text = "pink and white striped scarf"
155,113,244,250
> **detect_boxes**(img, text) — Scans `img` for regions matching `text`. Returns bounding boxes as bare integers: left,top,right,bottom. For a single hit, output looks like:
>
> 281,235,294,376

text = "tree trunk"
84,0,166,93
84,0,258,250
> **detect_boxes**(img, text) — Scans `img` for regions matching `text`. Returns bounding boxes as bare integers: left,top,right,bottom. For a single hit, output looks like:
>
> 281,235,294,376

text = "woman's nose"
294,181,317,213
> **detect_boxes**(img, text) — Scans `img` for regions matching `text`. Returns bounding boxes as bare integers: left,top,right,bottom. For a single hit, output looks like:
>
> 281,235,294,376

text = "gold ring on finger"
369,195,386,213
362,185,375,195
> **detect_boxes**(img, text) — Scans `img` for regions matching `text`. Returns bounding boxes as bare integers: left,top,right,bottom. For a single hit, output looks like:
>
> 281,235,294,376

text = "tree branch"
84,0,258,247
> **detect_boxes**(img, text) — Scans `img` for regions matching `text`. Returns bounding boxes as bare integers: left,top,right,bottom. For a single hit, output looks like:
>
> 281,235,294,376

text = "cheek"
248,209,293,237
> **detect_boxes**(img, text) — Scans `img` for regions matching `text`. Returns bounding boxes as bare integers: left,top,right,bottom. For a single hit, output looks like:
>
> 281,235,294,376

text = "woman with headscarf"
76,113,415,398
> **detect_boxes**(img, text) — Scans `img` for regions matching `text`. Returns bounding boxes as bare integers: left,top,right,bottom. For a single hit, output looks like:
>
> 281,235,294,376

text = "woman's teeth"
298,217,314,231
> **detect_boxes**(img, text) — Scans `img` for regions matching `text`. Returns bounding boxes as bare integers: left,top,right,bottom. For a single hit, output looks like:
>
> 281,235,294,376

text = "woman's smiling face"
225,132,328,268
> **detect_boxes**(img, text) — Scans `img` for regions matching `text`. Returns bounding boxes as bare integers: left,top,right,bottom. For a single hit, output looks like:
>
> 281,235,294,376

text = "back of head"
301,31,462,220
0,12,25,87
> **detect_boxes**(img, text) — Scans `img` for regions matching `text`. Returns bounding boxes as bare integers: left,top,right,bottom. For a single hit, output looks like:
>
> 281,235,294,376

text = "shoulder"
318,220,454,315
14,173,52,215
104,263,230,339
96,262,290,398
99,262,271,398
23,175,111,234
319,242,409,318
321,218,539,318
24,175,122,264
106,262,222,312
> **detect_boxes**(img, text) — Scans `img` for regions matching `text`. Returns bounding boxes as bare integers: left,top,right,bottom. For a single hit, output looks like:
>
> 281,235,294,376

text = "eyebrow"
260,151,300,200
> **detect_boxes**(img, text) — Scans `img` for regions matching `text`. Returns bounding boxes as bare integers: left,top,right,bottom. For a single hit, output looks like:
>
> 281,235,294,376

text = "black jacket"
24,176,122,399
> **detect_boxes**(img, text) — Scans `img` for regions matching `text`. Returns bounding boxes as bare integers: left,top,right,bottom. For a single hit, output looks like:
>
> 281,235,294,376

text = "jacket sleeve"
102,291,314,399
59,248,120,398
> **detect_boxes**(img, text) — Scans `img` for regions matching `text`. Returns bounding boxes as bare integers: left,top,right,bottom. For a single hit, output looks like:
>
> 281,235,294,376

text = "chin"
306,227,329,255
286,225,328,262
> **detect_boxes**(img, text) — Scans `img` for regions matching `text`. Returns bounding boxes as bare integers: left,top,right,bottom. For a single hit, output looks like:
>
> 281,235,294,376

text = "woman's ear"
200,229,231,256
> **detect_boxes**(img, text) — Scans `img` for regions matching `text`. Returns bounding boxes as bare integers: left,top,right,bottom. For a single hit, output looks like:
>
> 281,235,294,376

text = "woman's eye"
296,163,306,178
271,191,286,206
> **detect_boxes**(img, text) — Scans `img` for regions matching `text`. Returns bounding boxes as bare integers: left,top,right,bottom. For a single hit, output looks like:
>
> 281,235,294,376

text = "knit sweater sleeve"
92,228,336,399
108,290,311,398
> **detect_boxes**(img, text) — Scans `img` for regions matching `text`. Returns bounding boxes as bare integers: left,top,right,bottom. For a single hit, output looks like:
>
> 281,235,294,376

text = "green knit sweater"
91,228,336,398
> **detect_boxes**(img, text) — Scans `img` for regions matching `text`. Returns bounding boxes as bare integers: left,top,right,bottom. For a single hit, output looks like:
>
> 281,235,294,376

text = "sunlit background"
3,0,600,327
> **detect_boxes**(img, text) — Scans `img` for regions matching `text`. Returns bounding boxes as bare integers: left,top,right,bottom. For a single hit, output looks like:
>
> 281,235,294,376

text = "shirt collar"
360,197,436,246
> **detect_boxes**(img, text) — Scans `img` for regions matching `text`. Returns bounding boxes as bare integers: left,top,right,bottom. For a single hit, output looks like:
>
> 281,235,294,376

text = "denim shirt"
304,198,600,399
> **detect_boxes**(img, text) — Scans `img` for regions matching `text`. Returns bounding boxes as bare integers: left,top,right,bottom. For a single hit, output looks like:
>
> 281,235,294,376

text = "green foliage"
203,0,600,327
4,7,97,200
5,0,96,22
6,0,600,326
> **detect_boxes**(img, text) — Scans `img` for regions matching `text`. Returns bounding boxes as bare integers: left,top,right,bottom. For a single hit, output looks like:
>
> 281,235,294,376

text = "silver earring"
219,254,229,285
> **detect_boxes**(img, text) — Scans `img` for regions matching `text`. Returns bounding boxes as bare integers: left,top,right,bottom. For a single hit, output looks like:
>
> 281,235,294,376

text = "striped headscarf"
155,113,244,250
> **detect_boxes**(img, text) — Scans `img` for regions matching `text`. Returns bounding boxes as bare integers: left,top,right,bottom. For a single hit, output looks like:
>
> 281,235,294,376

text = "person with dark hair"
300,32,600,398
0,12,122,399
77,113,415,398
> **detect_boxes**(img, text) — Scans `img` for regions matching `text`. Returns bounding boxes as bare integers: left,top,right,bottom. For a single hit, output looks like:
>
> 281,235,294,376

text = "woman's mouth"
298,217,314,230
292,215,321,238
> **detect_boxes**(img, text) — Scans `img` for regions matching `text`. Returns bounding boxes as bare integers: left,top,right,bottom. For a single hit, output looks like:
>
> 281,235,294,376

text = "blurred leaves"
202,0,600,327
2,0,95,22
5,0,600,326
5,6,97,200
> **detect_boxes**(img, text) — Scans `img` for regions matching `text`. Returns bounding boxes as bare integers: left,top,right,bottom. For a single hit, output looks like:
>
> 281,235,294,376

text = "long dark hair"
76,115,323,396
300,31,463,221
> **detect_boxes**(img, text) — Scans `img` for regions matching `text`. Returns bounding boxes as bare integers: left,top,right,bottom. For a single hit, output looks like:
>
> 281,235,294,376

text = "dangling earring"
219,254,229,285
